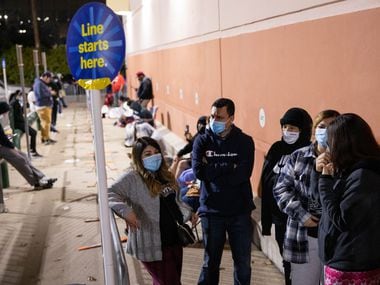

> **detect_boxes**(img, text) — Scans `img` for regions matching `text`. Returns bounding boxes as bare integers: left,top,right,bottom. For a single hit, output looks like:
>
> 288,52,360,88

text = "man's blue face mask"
209,118,226,135
142,153,162,172
315,127,328,148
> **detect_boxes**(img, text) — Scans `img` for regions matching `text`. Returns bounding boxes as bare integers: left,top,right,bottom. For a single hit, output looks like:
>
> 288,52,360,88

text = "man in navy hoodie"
33,72,56,145
192,98,255,285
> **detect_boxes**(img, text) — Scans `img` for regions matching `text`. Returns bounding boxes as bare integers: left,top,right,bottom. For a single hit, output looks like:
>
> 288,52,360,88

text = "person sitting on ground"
170,116,208,179
9,90,42,157
117,99,155,127
177,168,200,213
108,95,130,121
124,119,156,148
104,84,114,108
0,102,57,190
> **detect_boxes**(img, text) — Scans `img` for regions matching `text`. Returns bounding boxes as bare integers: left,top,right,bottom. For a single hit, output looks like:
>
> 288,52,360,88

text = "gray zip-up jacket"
108,168,191,262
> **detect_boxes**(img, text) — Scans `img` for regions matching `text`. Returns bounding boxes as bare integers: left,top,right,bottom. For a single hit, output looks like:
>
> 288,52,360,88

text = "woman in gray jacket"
108,136,193,285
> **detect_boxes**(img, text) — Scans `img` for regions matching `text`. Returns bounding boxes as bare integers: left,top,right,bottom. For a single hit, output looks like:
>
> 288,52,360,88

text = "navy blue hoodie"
192,125,255,216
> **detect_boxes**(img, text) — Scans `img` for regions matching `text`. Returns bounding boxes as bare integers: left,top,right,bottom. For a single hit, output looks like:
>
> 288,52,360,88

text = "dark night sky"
0,0,105,21
0,0,106,46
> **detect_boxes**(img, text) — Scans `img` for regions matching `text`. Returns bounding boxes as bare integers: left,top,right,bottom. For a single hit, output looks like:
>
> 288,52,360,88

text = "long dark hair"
328,113,380,173
132,136,178,196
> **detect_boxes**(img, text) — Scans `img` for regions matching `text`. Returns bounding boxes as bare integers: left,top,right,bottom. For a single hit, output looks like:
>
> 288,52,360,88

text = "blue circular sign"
66,2,126,90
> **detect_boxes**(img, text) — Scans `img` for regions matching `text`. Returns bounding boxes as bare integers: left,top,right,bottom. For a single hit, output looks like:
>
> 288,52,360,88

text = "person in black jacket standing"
9,91,41,157
192,98,255,285
135,71,153,108
260,107,312,285
0,102,56,190
318,113,380,284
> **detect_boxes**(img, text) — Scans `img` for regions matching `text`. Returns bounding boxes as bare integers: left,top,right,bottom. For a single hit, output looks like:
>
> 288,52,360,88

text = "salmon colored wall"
127,8,380,194
221,8,380,190
127,40,221,136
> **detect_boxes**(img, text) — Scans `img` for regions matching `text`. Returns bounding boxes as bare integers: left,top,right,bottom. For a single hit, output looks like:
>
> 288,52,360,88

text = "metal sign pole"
41,52,47,72
15,45,31,159
33,49,40,78
2,58,8,101
88,89,116,285
66,3,126,282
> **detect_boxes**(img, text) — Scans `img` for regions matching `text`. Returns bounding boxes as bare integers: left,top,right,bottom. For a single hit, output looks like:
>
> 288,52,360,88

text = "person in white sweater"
108,136,194,285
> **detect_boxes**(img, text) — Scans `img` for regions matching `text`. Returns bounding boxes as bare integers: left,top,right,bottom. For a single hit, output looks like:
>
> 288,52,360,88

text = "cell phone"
184,124,189,134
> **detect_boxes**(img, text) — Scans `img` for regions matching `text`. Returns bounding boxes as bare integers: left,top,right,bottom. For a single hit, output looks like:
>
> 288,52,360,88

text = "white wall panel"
219,0,335,30
126,0,380,54
127,0,219,53
159,0,219,43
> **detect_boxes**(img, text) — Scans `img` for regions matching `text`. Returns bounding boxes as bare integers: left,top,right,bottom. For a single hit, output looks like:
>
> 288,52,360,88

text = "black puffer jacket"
318,159,380,271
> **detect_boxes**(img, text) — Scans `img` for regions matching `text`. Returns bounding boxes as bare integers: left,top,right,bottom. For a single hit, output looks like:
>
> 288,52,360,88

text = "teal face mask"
210,118,226,135
315,127,328,148
143,153,162,172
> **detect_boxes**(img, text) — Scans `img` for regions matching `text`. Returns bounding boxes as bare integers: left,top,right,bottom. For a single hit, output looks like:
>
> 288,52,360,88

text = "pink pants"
325,265,380,285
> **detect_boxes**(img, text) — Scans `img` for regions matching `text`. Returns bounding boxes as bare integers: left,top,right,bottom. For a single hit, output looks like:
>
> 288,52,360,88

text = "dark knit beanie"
0,102,10,115
280,107,313,142
280,108,311,129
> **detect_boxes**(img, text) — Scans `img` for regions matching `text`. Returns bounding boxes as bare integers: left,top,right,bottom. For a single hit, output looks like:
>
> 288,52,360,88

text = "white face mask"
282,130,299,144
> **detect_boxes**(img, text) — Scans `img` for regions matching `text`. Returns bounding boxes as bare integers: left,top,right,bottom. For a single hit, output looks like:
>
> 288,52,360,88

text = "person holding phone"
170,116,208,179
273,109,340,285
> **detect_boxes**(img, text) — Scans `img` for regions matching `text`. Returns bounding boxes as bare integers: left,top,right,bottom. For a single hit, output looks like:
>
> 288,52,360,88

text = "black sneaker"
31,151,43,157
33,182,53,190
47,178,58,185
44,139,57,145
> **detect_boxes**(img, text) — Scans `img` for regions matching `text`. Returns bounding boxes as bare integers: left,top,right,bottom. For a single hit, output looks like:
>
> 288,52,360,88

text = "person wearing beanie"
0,101,57,190
135,71,153,108
260,107,312,285
273,109,340,285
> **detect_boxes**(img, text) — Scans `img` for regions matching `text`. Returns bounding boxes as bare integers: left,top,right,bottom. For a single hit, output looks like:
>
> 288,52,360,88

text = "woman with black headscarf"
260,107,312,285
273,109,340,285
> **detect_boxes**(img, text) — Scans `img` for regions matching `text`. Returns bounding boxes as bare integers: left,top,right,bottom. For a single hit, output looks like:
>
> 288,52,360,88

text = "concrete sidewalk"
0,97,284,285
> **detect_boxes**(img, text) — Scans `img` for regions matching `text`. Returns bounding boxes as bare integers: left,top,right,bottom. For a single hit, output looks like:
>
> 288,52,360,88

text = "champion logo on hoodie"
205,150,238,158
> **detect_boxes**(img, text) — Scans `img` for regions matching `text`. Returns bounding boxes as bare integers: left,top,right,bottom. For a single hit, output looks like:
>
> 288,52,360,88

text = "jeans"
198,214,253,285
